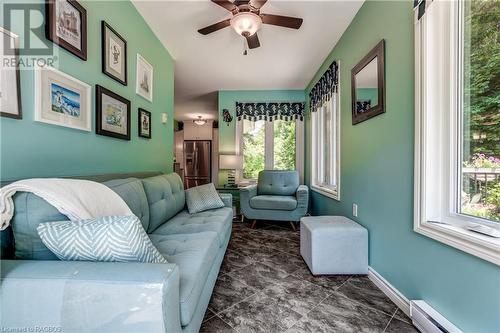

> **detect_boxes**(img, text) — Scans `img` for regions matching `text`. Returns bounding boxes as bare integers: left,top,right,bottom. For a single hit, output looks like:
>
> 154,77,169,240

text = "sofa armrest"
240,185,257,199
296,185,309,210
219,193,233,208
0,260,181,333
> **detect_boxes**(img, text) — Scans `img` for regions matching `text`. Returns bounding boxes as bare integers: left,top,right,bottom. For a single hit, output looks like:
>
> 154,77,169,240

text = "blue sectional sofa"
0,173,232,333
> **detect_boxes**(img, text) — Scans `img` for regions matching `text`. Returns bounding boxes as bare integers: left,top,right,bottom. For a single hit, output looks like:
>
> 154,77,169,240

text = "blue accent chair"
240,170,309,229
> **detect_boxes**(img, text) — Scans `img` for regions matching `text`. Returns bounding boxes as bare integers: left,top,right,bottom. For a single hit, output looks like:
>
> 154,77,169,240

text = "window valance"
309,60,338,112
236,102,305,122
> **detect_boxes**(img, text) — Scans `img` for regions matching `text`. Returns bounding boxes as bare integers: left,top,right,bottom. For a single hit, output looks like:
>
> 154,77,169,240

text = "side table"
216,186,244,222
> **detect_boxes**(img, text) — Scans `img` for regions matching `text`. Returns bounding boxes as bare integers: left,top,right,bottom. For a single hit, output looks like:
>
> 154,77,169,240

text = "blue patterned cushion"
37,216,167,263
185,183,224,214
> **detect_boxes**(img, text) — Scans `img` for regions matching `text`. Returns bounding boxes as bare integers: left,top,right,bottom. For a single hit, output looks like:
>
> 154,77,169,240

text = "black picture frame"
351,39,385,125
101,21,127,85
45,0,87,60
95,85,131,140
0,28,22,119
138,108,151,139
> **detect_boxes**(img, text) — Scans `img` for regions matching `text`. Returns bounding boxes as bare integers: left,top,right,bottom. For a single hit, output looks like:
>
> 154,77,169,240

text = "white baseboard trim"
368,267,411,317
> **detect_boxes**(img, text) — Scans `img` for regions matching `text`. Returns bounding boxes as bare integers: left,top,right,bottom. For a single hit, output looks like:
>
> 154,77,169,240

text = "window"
237,119,303,181
414,0,500,265
311,95,340,200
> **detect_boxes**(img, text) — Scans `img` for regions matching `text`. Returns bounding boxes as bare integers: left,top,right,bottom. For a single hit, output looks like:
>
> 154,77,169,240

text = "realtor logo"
2,3,58,68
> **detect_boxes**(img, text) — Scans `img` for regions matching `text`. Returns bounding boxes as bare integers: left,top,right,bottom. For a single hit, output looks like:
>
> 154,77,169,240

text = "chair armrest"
0,260,181,333
296,185,309,210
240,185,257,199
219,193,233,208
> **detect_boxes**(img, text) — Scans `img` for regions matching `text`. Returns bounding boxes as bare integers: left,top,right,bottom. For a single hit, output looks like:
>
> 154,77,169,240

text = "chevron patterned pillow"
185,183,225,214
37,215,167,263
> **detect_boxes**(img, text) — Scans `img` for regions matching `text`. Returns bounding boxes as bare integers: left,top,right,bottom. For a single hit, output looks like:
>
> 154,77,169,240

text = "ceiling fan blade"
250,0,267,9
211,0,238,12
260,14,303,29
245,33,260,49
198,19,231,35
233,0,250,6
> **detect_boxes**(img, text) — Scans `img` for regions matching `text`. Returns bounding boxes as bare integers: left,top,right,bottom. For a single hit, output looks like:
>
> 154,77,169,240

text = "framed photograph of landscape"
136,54,153,102
46,0,87,60
138,108,151,139
35,65,91,131
0,27,22,119
102,21,127,85
96,85,130,140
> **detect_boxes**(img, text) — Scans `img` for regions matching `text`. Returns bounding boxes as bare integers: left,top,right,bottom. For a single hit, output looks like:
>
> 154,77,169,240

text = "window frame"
414,0,500,265
235,117,304,183
310,92,341,201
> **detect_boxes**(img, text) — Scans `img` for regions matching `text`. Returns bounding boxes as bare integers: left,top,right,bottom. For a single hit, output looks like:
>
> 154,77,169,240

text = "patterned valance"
236,102,305,122
414,0,432,20
309,60,338,112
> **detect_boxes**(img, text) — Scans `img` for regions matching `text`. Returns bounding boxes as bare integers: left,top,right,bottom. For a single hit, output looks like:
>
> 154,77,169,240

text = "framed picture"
46,0,87,60
101,21,127,85
95,85,130,140
35,65,91,131
136,54,153,102
0,27,22,119
351,39,385,125
138,108,151,139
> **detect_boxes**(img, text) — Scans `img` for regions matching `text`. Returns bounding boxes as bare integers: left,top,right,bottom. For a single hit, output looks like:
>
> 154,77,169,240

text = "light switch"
352,203,358,217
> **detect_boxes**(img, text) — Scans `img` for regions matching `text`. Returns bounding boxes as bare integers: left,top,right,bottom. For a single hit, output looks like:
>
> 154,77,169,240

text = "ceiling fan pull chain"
243,38,248,55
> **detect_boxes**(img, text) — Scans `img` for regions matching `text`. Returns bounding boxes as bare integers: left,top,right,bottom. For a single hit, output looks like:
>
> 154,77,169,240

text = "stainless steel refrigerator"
184,140,211,189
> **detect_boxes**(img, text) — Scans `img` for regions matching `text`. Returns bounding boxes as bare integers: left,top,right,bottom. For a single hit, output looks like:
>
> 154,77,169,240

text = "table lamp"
219,154,243,188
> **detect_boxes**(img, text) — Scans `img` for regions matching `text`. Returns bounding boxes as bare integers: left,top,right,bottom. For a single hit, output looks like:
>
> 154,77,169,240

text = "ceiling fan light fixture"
194,116,207,126
230,12,262,36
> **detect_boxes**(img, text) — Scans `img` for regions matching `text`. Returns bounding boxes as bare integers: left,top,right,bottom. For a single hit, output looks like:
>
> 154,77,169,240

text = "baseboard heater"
410,300,462,333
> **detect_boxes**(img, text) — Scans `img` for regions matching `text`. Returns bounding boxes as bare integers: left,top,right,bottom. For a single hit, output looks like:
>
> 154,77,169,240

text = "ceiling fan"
198,0,303,50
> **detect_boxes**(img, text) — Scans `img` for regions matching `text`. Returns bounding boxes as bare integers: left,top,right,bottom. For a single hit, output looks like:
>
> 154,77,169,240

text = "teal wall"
356,88,378,106
0,0,175,181
218,90,305,185
304,1,500,332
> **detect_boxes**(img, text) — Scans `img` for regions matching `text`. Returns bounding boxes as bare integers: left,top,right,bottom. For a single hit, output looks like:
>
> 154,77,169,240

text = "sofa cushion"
185,183,225,214
250,195,298,211
141,174,185,233
151,207,232,248
38,215,167,263
149,232,219,326
257,170,299,196
102,178,150,231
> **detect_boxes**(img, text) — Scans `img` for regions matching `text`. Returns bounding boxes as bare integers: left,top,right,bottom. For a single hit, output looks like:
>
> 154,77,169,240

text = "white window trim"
414,0,500,265
310,92,341,201
235,117,305,182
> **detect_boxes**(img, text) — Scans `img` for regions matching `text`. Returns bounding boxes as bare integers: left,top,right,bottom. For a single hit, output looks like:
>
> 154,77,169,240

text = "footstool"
300,216,368,275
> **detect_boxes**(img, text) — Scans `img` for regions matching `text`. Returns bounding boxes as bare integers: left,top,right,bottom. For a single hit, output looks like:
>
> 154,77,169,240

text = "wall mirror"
351,39,385,125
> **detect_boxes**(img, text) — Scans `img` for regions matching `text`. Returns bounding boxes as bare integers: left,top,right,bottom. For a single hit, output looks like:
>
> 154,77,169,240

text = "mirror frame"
351,39,385,125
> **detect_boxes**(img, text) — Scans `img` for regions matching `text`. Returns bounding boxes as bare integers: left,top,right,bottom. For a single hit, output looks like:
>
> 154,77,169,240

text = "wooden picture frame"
138,108,151,139
95,85,130,140
351,39,385,125
0,28,22,119
101,21,127,85
45,0,87,60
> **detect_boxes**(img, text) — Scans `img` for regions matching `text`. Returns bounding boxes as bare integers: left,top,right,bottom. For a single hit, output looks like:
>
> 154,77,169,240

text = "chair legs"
289,221,296,231
250,220,257,229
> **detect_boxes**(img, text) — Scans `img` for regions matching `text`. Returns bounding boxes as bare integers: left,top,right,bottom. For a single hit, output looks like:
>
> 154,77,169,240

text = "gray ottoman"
300,216,368,275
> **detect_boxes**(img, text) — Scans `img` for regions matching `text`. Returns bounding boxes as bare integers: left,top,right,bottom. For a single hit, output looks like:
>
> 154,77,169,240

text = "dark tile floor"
200,221,418,333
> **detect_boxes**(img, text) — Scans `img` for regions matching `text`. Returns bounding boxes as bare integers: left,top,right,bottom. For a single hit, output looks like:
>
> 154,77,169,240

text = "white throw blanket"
0,178,134,230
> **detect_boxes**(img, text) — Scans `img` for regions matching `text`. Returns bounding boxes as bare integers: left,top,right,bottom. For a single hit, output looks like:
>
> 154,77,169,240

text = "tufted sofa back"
141,173,185,233
257,170,299,196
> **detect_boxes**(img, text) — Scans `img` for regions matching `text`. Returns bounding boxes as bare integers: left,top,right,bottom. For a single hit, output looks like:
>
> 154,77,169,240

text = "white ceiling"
132,0,364,121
